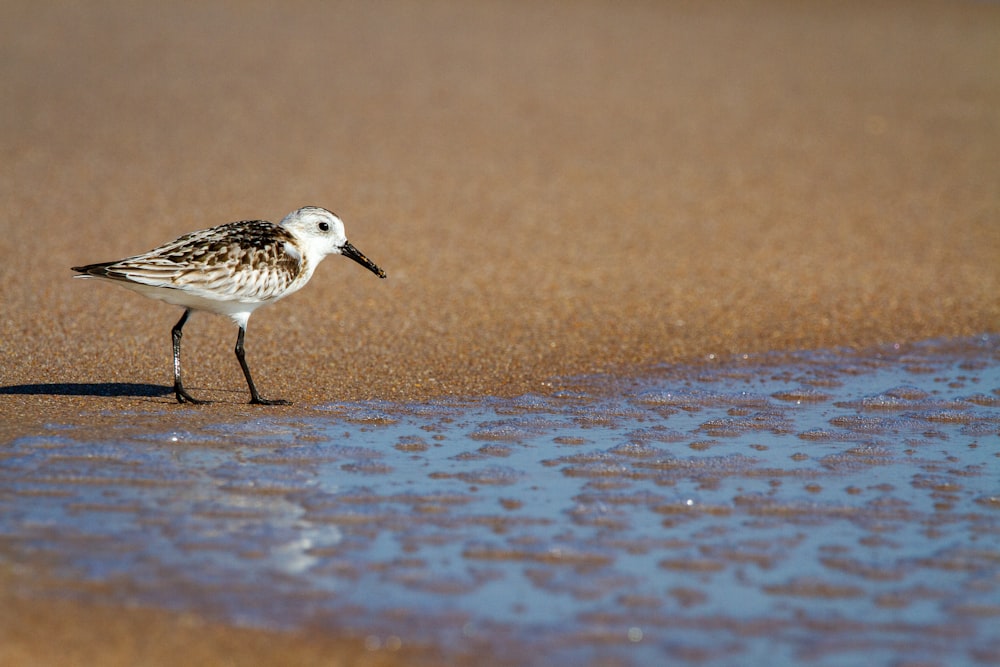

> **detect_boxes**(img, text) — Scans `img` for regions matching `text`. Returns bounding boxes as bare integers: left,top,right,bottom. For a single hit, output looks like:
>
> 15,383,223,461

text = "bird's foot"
249,396,291,406
174,384,206,404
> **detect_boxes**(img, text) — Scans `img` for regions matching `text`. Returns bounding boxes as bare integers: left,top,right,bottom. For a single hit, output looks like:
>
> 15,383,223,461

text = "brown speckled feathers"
73,221,305,302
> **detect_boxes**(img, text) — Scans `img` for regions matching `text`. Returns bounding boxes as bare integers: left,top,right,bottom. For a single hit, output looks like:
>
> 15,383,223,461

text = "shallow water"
1,336,998,665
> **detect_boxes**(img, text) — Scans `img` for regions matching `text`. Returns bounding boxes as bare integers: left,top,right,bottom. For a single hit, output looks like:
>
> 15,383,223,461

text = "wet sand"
3,337,998,666
1,0,998,664
0,571,440,667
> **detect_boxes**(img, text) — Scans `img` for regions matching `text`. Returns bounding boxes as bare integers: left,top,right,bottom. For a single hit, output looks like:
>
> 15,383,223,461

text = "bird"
72,206,386,405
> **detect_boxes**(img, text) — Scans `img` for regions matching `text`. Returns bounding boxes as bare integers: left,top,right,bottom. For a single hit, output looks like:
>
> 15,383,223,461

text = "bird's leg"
235,326,290,406
172,309,205,404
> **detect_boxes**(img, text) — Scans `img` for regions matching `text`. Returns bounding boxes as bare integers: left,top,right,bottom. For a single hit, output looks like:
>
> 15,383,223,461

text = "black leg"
171,309,205,404
235,326,289,405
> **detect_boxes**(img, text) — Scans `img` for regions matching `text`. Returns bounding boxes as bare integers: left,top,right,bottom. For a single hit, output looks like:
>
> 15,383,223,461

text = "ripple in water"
1,335,998,666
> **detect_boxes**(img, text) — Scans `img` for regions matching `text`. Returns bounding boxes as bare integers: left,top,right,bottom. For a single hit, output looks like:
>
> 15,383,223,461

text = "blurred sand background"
1,0,998,664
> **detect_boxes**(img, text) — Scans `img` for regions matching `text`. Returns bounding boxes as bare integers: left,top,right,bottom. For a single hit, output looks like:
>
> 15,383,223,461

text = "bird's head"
281,207,386,278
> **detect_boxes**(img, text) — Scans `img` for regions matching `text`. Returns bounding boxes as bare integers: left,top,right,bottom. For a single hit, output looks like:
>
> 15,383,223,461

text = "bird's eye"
319,222,330,232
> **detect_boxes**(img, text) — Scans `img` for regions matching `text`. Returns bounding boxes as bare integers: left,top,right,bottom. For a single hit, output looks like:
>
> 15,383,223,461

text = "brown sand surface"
1,0,998,418
0,568,442,667
1,0,998,664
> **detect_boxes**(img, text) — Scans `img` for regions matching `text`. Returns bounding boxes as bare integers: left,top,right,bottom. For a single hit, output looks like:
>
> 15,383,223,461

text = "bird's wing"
77,222,305,303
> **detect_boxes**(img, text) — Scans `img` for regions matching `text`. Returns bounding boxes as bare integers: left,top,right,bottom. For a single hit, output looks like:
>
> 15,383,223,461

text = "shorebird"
72,206,386,405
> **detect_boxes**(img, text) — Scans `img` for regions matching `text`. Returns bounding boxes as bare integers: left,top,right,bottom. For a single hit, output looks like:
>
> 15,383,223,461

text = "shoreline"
3,333,996,437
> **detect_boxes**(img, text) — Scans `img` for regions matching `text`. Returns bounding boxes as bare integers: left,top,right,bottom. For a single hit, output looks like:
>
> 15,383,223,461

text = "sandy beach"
1,1,998,664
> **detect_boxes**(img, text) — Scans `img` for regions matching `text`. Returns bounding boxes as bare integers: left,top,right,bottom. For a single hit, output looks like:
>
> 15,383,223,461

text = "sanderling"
73,206,386,405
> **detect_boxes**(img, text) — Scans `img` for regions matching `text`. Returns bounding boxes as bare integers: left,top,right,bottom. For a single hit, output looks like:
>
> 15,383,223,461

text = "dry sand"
1,0,998,664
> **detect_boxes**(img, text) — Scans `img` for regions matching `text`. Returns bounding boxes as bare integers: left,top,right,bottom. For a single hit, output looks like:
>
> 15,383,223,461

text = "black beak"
341,241,386,279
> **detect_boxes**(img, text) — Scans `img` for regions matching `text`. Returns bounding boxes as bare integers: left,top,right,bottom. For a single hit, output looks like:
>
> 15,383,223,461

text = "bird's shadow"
0,382,173,398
